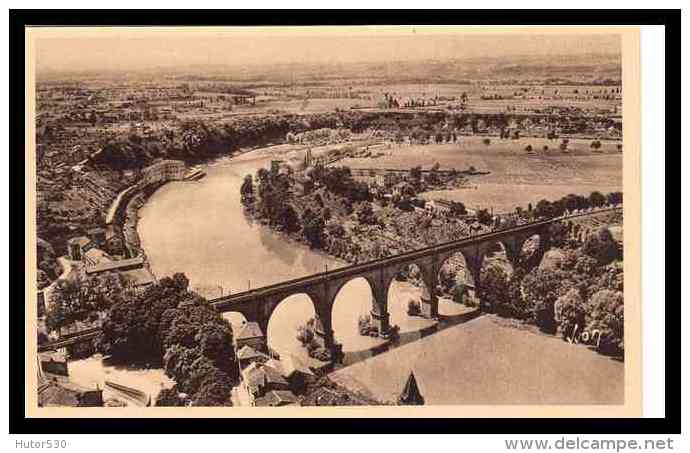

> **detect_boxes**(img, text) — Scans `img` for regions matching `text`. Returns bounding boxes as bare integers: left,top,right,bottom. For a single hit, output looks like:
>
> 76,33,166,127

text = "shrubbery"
585,289,624,356
357,315,379,337
477,237,625,358
407,299,421,317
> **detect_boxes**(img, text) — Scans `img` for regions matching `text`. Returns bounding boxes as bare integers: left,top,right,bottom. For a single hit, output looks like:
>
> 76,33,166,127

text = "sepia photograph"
23,23,643,418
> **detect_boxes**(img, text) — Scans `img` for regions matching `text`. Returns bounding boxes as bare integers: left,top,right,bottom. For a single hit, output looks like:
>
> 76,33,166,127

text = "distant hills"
38,53,621,85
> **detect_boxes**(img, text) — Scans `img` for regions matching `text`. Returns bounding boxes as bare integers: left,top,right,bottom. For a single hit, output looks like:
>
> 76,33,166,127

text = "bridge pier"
417,257,440,319
459,245,489,313
502,236,527,270
313,299,343,363
368,270,395,337
420,288,439,319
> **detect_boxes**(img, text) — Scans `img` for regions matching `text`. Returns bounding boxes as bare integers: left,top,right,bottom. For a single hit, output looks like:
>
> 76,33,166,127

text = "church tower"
398,371,425,405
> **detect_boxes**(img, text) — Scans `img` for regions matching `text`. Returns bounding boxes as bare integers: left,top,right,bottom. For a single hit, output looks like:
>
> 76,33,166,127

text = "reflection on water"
138,152,470,361
138,156,345,299
266,295,315,362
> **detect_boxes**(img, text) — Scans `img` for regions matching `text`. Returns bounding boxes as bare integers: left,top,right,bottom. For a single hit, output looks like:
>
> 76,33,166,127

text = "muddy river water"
136,151,454,360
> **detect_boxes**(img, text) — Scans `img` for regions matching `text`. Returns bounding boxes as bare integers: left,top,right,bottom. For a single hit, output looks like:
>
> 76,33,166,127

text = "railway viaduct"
208,207,621,355
39,207,621,355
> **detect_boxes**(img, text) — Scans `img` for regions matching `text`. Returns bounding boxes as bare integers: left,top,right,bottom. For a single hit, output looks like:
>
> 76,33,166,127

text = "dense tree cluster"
96,273,238,406
45,272,125,333
245,164,372,249
311,166,371,202
479,226,624,357
530,191,622,219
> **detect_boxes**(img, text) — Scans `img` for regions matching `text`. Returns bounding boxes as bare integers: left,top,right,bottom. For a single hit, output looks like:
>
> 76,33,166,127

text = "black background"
9,9,680,435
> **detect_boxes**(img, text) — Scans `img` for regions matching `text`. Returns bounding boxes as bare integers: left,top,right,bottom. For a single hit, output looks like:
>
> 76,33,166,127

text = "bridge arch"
385,258,439,321
329,276,386,352
264,292,321,360
436,250,478,309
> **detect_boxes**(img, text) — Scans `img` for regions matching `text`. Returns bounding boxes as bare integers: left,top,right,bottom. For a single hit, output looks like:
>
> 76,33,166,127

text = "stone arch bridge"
210,207,621,356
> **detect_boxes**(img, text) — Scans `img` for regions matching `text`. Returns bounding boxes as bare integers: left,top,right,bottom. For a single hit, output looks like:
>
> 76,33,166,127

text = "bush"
554,288,586,339
357,315,378,336
482,138,491,146
296,318,316,346
309,346,332,362
451,284,467,305
586,289,624,356
583,227,620,265
476,209,493,225
588,191,607,207
155,386,187,407
476,265,511,316
522,268,570,333
407,299,421,316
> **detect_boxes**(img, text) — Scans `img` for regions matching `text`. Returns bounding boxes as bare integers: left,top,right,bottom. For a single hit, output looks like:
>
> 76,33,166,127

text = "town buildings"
233,321,267,352
140,159,186,186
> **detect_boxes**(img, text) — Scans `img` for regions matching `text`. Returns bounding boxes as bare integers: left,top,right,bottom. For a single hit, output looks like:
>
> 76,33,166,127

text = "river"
137,150,461,360
132,147,623,405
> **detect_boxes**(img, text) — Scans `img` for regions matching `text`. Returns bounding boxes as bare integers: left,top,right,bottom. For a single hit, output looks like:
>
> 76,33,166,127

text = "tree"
548,222,569,248
356,202,377,225
240,174,254,205
302,209,325,247
583,227,620,265
560,139,569,151
195,322,236,373
476,265,512,316
449,201,467,216
590,140,602,150
155,386,187,407
606,191,623,205
45,273,125,333
534,199,554,218
427,162,441,185
276,204,300,232
522,268,570,333
476,209,492,225
586,289,624,356
554,288,585,339
410,166,422,181
588,191,607,208
45,292,69,333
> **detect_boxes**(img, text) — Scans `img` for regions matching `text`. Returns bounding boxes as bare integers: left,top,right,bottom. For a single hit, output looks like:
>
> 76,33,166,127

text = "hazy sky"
34,27,621,74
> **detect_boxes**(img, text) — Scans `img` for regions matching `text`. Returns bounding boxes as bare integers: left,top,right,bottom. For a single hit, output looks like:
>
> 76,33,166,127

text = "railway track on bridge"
35,206,621,348
209,206,622,309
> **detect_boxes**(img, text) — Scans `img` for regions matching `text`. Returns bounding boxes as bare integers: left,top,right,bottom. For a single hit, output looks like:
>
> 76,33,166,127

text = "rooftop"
235,322,264,341
254,390,300,407
68,236,91,247
242,362,289,390
85,256,144,274
83,248,114,267
237,345,269,362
